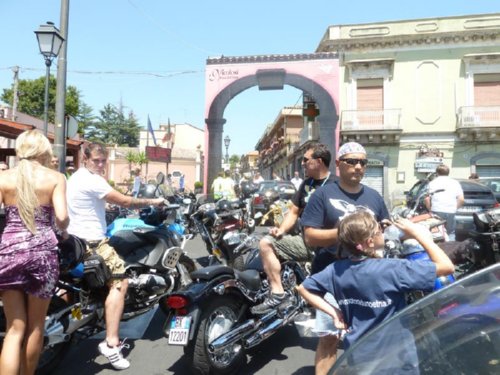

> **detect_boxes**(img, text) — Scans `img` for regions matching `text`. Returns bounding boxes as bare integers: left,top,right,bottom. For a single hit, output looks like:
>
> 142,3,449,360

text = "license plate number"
168,316,191,346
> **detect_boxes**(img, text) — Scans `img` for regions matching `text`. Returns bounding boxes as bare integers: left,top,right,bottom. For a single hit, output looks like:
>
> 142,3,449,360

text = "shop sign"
414,157,442,173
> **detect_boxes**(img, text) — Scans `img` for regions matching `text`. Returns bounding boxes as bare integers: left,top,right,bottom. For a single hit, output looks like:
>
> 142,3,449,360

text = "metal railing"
457,106,500,129
340,109,402,131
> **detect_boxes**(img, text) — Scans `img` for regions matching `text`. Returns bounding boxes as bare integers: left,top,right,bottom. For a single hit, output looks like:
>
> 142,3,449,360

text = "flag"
162,118,175,148
147,115,157,146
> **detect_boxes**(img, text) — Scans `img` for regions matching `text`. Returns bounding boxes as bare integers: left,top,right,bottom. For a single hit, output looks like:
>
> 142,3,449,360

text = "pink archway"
204,53,339,191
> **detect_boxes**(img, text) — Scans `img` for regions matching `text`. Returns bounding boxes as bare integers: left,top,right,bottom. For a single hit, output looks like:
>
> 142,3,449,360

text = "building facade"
316,13,500,205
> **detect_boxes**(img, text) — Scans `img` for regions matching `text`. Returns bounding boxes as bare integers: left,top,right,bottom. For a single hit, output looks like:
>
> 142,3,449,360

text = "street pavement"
51,228,324,375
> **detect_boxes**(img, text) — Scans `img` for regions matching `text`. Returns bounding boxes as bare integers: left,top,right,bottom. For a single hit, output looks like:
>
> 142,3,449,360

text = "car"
477,177,500,203
405,177,498,241
330,262,500,374
251,180,296,216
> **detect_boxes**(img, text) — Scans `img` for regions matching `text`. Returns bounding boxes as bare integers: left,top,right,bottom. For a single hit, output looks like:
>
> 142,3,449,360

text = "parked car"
405,178,498,240
330,263,500,374
478,177,500,203
251,180,296,216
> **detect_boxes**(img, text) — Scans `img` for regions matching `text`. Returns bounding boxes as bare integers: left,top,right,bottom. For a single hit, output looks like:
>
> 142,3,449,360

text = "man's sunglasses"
302,156,316,163
339,158,368,167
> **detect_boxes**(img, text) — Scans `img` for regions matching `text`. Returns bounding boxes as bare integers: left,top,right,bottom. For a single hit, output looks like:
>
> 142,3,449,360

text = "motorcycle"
254,187,295,227
0,177,197,375
190,197,258,270
161,246,310,375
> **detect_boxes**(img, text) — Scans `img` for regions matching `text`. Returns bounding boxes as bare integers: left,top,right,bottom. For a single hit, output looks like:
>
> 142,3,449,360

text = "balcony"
299,123,320,145
457,106,500,141
340,109,402,144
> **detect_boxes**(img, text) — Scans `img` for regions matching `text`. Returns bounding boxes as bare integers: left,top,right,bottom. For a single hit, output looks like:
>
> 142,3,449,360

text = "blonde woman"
0,129,69,375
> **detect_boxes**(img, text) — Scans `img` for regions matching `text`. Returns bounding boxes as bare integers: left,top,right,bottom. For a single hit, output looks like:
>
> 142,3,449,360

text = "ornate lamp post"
224,135,231,165
34,22,64,136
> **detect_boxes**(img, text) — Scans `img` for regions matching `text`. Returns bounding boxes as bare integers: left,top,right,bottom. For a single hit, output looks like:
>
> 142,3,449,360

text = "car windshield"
330,263,500,374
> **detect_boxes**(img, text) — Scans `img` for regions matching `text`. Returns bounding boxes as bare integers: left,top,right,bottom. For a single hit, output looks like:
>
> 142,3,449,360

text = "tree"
1,76,82,123
229,154,240,171
86,103,140,146
75,102,96,134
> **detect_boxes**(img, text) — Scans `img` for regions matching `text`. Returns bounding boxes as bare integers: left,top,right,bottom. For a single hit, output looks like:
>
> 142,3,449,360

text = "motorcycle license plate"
168,316,191,346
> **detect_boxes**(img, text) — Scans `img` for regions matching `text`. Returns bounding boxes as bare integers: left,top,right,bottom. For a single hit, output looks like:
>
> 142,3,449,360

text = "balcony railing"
457,106,500,129
299,123,320,144
340,109,402,131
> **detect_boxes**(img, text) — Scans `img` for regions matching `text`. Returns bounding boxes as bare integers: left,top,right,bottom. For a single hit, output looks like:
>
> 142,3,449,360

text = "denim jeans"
432,211,456,241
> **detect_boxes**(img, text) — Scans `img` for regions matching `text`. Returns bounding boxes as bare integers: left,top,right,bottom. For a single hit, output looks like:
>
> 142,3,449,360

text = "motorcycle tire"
186,296,246,375
35,296,72,375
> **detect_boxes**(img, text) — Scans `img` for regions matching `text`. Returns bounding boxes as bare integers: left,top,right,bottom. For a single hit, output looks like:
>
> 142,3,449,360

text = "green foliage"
229,154,240,171
85,103,140,146
76,102,96,134
1,76,81,123
194,181,203,189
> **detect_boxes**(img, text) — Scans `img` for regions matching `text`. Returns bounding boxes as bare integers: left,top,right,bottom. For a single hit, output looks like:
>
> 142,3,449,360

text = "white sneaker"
98,340,130,370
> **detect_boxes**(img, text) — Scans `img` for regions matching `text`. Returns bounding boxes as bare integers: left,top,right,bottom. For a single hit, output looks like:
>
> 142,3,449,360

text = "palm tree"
125,151,137,178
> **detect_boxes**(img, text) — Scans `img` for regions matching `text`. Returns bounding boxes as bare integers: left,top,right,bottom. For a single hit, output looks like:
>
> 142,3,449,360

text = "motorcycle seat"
190,265,234,280
234,269,261,291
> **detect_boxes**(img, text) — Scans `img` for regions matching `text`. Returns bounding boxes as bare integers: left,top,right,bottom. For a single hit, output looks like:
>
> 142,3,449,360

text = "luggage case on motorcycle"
83,253,112,288
473,207,500,232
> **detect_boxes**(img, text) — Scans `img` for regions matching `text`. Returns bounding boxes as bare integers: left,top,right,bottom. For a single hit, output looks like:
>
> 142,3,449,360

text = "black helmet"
58,234,86,272
216,199,232,212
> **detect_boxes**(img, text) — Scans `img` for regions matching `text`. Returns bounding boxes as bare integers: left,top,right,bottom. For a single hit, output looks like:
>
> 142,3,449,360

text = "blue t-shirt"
301,180,389,272
302,258,436,350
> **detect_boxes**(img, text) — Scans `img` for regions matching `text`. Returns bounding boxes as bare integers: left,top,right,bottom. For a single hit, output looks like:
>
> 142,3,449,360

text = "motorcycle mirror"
156,172,166,185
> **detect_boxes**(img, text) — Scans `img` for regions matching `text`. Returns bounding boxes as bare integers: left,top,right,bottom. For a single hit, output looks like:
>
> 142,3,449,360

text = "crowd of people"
0,130,457,374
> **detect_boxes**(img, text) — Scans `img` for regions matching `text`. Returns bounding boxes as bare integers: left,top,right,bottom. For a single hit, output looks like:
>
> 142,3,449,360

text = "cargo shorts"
85,238,125,288
263,234,313,262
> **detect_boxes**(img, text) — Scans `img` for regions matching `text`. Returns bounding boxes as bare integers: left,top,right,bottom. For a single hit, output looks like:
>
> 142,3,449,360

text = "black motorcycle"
0,201,196,375
190,198,258,270
161,247,310,375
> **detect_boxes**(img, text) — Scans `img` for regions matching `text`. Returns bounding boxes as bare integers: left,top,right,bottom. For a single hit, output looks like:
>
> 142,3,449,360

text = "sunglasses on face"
339,158,368,167
302,156,315,163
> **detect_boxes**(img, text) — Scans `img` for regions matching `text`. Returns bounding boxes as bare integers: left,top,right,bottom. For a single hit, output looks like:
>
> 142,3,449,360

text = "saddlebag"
83,254,111,288
473,207,500,232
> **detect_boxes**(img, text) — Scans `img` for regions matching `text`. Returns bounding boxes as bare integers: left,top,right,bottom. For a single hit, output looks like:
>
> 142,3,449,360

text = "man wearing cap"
251,142,334,314
301,142,390,375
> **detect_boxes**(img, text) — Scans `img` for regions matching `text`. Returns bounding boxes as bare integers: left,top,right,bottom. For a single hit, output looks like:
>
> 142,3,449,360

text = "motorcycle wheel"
187,296,245,375
35,296,72,375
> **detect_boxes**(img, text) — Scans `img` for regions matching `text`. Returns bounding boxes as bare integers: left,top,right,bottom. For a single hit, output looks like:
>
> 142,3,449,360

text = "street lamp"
34,22,64,136
224,135,231,165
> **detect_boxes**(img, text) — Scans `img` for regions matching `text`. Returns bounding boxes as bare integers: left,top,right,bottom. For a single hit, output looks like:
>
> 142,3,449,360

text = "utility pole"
11,66,19,121
54,0,69,173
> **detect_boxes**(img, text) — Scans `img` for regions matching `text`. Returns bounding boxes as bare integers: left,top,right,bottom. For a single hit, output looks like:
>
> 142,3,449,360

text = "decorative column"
205,118,226,193
316,114,338,174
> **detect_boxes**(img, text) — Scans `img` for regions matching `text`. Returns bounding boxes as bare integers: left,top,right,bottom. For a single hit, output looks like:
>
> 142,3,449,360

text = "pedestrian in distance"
131,167,142,198
424,164,464,241
297,210,454,370
290,170,303,190
251,142,334,315
50,155,59,170
179,173,185,193
253,171,264,184
66,142,164,370
301,141,390,375
0,129,69,375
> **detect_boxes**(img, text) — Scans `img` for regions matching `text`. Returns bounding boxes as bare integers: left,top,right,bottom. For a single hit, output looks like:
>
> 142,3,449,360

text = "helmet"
216,199,232,213
138,184,159,199
58,234,86,273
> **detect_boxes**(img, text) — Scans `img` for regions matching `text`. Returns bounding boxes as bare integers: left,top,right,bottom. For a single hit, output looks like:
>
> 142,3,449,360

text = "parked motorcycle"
254,187,295,227
161,247,310,375
0,179,197,375
190,197,258,269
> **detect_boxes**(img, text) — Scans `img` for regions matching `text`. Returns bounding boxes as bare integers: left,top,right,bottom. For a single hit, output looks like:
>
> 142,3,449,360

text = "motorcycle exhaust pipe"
243,306,302,349
208,319,259,354
208,309,281,354
44,310,97,347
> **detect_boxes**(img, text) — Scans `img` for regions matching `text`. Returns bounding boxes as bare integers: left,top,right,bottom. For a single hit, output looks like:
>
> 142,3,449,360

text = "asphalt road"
51,229,324,375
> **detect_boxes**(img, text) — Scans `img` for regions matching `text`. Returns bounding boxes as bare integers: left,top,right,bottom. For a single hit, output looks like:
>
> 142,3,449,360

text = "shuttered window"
357,79,383,126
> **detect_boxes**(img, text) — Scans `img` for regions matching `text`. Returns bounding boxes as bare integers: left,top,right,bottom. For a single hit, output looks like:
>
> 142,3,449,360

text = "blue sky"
1,0,498,155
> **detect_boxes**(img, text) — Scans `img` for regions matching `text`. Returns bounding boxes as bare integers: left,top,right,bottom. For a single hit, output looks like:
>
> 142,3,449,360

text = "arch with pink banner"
204,53,339,191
